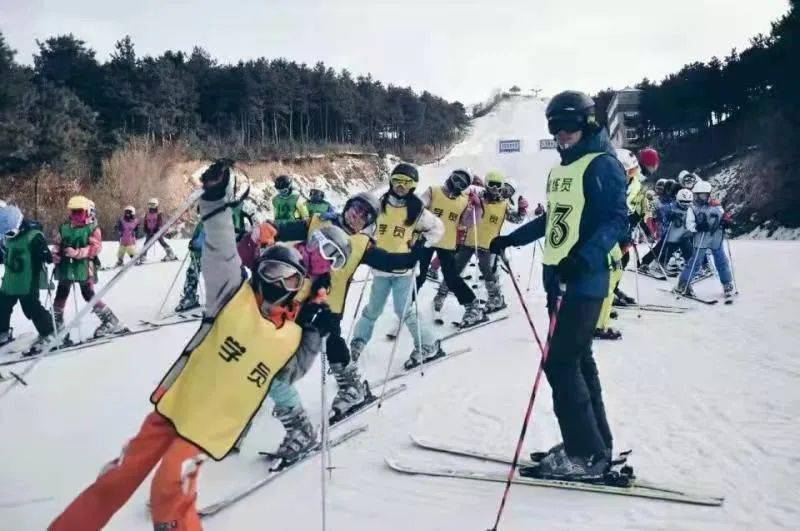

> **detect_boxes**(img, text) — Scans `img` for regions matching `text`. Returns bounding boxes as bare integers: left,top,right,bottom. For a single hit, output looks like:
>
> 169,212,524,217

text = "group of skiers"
0,89,739,530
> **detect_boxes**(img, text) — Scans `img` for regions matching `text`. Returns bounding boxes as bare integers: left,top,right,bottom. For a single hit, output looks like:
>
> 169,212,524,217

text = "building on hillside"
607,88,642,149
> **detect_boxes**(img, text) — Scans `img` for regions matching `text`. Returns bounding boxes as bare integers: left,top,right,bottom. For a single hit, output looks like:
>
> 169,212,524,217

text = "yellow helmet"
67,195,91,211
485,171,504,189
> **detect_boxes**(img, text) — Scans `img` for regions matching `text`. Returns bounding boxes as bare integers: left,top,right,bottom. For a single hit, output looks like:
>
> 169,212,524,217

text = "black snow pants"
0,291,55,336
415,247,476,306
544,293,613,458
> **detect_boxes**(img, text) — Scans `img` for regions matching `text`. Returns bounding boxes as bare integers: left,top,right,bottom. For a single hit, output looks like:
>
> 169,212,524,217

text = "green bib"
542,153,601,266
1,230,46,295
56,223,95,282
272,193,300,222
307,201,331,216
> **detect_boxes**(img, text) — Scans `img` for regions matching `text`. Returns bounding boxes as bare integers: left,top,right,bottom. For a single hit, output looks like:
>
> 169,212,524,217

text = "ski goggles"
4,227,20,239
256,259,305,292
390,174,416,188
547,116,584,135
486,180,504,190
309,230,347,270
309,189,324,202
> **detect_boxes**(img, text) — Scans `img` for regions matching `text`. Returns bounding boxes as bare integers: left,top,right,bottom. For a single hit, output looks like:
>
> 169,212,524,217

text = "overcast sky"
1,0,790,105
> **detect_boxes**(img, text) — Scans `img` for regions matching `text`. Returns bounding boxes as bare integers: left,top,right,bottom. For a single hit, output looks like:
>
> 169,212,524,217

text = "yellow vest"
466,198,508,250
375,204,414,254
428,186,468,251
542,153,601,265
307,215,371,314
154,282,301,460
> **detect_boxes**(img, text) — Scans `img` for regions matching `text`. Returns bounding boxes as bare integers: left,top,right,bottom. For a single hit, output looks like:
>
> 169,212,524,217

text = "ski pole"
319,344,330,531
155,249,192,319
631,245,642,319
411,265,424,373
72,287,82,344
377,270,416,410
488,258,561,531
345,268,372,346
725,238,739,295
681,232,706,296
525,243,537,293
641,229,669,279
43,267,61,354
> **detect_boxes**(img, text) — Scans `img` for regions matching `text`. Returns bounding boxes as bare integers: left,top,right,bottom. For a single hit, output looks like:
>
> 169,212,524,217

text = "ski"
385,457,724,507
626,268,667,281
330,383,407,427
0,324,158,367
0,331,38,357
615,305,688,315
371,347,472,388
199,425,367,518
440,314,508,341
139,312,203,329
658,287,718,305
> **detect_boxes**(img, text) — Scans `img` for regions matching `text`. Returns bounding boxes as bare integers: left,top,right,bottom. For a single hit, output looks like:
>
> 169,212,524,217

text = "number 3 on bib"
548,203,573,248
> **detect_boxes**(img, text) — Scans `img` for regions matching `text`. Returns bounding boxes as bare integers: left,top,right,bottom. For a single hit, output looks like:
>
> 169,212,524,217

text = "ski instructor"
489,90,628,481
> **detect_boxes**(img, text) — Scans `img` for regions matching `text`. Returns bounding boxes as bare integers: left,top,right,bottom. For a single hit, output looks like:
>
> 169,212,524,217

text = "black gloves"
325,335,350,365
694,213,710,232
669,211,683,222
297,301,335,335
556,252,588,281
489,235,512,255
311,274,331,295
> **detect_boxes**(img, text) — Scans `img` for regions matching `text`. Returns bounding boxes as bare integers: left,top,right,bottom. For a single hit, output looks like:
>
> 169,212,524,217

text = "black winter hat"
391,163,419,182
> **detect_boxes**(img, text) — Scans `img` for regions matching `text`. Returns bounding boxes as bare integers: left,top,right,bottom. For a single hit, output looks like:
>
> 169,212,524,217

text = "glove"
721,212,733,228
63,247,79,259
517,196,529,215
556,252,588,281
669,211,683,222
200,160,232,201
297,301,335,335
325,335,350,365
489,235,512,255
311,274,331,296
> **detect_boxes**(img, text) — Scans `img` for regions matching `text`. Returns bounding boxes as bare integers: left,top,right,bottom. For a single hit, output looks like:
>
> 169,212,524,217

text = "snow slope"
2,98,799,530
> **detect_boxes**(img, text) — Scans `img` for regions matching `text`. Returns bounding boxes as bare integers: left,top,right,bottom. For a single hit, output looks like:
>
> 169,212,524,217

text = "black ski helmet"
546,90,596,133
664,179,681,198
275,175,293,191
390,163,419,182
444,169,471,196
251,243,307,306
342,192,380,233
309,188,325,202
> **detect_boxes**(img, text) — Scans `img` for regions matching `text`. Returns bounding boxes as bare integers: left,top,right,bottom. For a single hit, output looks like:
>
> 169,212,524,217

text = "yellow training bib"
542,153,600,266
154,282,301,460
375,205,413,254
428,186,468,251
466,198,508,250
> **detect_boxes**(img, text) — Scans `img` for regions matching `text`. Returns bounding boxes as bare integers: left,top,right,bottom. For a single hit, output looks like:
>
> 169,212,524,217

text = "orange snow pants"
49,411,205,531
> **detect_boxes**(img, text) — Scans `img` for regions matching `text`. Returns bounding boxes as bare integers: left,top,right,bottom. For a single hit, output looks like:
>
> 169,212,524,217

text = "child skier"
676,180,735,298
306,188,335,217
432,171,527,314
51,196,126,341
139,198,178,263
48,159,333,531
415,168,485,328
272,174,309,223
0,204,55,353
114,206,140,267
350,163,444,369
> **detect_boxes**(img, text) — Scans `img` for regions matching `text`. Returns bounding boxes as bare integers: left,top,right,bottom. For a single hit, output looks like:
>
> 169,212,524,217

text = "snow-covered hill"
1,98,798,530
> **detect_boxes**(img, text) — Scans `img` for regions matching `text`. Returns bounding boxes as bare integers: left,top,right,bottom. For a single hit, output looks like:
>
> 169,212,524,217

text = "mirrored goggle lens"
449,173,470,190
311,233,346,269
257,260,303,291
548,118,583,135
486,181,503,189
391,175,415,188
5,228,19,238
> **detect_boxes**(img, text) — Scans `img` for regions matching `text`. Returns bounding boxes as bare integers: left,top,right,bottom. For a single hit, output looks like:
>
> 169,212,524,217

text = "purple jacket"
116,217,140,246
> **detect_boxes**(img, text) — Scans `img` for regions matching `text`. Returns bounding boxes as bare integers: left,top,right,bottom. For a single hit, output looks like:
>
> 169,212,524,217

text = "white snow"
1,98,799,530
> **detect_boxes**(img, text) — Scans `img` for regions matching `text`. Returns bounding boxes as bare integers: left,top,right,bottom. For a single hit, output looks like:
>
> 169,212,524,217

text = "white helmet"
692,180,711,195
676,188,694,206
124,205,136,216
615,148,640,175
148,198,159,209
678,171,698,189
502,177,518,199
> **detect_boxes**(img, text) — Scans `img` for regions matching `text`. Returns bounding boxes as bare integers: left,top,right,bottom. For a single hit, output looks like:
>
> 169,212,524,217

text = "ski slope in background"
1,97,799,530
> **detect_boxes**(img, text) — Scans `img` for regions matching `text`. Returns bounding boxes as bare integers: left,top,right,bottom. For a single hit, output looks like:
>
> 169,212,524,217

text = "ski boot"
432,290,447,312
24,333,57,357
272,404,318,464
349,338,366,363
674,280,695,297
93,306,127,338
485,281,506,313
53,308,73,346
527,451,610,481
330,363,368,422
115,257,124,268
403,340,444,370
0,328,13,347
614,288,636,305
593,328,622,340
637,262,652,275
723,282,735,299
531,441,565,463
162,249,179,262
426,267,440,282
174,296,201,313
458,300,486,328
609,310,618,320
